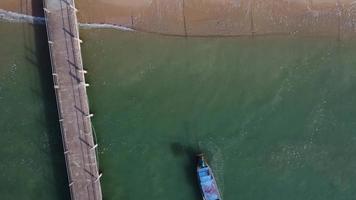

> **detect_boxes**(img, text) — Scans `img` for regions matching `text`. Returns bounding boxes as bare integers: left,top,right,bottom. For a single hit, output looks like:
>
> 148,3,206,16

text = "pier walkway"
43,0,102,199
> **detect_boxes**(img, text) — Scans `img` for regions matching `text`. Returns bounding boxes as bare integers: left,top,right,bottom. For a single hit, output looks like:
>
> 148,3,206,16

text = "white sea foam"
0,9,135,32
79,23,134,31
0,9,44,24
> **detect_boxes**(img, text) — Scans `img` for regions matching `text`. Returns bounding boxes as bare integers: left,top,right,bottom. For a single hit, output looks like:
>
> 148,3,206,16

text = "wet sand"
1,0,355,38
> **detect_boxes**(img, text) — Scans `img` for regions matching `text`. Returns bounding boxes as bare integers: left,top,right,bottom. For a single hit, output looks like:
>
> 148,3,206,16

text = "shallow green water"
2,21,356,200
80,29,356,200
0,22,69,199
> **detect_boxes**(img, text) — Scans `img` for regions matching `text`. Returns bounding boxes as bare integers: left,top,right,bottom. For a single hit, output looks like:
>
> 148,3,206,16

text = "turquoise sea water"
82,30,356,200
2,20,356,199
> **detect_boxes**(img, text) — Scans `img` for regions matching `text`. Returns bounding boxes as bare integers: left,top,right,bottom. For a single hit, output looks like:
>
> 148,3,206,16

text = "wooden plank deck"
43,0,102,199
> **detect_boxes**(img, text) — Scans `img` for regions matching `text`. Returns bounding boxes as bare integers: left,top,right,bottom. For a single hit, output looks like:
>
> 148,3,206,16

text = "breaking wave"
0,9,44,24
79,23,134,31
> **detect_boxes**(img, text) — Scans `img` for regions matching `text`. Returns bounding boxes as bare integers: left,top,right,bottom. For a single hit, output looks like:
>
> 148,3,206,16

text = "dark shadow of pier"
21,0,70,199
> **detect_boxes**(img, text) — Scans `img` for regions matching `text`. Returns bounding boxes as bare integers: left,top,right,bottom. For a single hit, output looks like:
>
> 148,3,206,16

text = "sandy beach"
0,0,356,38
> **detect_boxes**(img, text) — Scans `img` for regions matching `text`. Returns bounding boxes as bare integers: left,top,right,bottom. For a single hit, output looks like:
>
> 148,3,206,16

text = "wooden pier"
43,0,102,199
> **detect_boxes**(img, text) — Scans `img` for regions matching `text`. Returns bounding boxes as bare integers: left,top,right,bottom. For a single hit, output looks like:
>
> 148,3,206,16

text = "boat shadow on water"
170,142,212,199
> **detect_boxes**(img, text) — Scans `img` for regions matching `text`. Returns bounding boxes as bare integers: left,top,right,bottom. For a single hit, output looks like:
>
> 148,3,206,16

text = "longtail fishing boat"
196,154,222,200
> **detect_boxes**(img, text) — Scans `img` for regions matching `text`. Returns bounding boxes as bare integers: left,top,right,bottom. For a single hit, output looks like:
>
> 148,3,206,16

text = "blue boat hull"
196,154,222,200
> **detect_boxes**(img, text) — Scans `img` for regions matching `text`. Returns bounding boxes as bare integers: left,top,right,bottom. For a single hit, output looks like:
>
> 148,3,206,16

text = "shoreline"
1,0,356,39
0,9,309,39
0,0,356,40
0,8,351,40
0,9,135,32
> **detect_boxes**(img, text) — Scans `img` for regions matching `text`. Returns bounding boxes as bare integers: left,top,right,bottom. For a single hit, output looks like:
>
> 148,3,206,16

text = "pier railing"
43,0,102,199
